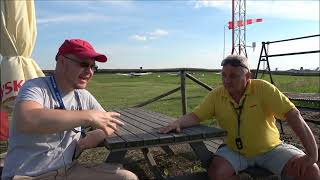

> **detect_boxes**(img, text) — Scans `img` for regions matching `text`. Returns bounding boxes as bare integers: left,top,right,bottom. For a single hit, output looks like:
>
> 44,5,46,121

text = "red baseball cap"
56,39,107,62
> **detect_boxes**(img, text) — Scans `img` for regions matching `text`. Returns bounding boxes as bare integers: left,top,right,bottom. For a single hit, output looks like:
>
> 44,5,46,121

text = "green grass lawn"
87,72,319,118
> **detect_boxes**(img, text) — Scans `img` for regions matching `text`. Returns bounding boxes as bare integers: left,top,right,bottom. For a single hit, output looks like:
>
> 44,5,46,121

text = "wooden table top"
104,108,226,151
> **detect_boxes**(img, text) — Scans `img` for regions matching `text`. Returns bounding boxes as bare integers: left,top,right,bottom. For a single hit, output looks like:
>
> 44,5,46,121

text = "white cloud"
193,0,230,9
53,1,135,9
130,35,147,41
192,0,319,21
100,1,135,7
37,13,112,25
148,29,169,36
130,29,169,41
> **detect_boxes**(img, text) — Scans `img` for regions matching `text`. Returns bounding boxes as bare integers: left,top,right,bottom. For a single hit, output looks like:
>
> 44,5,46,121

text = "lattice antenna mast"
231,0,247,57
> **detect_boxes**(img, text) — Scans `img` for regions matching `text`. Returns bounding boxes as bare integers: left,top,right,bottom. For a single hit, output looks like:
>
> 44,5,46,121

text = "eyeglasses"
221,58,248,70
63,55,98,72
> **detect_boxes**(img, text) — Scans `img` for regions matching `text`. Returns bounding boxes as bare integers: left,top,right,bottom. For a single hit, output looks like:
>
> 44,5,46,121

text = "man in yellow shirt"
159,55,319,180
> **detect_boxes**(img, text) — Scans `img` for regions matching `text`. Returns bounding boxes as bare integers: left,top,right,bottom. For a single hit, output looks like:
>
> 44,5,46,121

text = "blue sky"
31,0,319,70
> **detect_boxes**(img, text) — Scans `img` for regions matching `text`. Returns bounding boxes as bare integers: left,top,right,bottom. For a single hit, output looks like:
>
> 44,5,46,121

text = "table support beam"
142,148,164,180
160,146,175,156
190,142,213,169
105,150,127,163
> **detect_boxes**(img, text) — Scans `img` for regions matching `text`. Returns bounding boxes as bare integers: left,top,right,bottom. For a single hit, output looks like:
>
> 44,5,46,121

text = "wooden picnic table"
103,108,227,179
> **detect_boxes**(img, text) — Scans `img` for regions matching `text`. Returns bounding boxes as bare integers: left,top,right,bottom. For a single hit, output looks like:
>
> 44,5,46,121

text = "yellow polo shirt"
193,79,295,157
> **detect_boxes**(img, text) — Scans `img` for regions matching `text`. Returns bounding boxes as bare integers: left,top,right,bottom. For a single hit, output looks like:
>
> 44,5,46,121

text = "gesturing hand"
88,111,124,136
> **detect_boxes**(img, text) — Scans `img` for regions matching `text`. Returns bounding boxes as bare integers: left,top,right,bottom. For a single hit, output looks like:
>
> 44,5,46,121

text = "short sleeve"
15,79,45,106
260,80,295,120
192,90,216,121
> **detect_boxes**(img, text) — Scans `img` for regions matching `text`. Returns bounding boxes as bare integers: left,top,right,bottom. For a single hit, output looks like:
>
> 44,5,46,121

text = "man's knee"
117,169,138,180
304,164,320,179
283,161,320,180
207,156,236,180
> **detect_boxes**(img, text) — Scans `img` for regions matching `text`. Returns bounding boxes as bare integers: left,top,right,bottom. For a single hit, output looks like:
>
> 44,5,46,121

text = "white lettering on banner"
0,80,24,100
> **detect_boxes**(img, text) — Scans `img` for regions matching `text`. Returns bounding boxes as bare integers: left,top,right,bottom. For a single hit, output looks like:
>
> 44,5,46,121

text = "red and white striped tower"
231,0,247,57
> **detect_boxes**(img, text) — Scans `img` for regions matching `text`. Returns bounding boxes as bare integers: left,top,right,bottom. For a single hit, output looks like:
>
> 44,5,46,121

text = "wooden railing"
44,68,219,115
43,68,319,117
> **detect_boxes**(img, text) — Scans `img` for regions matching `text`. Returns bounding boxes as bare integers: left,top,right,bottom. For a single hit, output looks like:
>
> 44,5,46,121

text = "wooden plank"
108,108,226,150
129,108,176,123
125,108,207,142
127,108,226,141
284,92,320,102
117,112,160,147
184,125,226,139
116,110,175,145
120,109,169,128
186,72,213,91
105,121,144,150
165,172,208,180
204,139,223,147
125,108,174,124
126,108,198,137
124,109,190,133
204,139,224,153
128,108,226,139
104,134,127,150
122,109,189,142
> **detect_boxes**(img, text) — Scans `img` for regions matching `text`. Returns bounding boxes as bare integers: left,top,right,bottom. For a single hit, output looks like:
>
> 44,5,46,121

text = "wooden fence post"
180,70,187,115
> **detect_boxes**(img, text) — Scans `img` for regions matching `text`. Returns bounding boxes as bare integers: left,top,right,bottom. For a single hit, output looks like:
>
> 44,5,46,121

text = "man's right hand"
88,111,124,136
158,113,201,134
158,120,181,134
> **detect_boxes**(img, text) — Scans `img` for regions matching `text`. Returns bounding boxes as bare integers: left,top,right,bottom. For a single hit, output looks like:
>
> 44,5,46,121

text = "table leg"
160,146,174,156
189,141,213,169
141,148,164,180
105,150,127,163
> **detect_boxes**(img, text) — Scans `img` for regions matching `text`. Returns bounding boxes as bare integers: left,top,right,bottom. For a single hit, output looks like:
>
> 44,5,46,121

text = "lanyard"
230,96,247,150
50,76,66,109
49,76,86,137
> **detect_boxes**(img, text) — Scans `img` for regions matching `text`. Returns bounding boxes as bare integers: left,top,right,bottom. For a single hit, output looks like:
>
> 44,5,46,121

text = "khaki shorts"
13,161,138,180
215,142,305,175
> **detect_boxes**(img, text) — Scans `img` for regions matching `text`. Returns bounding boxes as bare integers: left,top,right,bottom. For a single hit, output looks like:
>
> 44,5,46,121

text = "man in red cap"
2,39,138,180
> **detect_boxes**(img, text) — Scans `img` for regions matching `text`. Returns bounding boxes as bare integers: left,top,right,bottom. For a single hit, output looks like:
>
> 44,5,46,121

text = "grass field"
87,72,320,118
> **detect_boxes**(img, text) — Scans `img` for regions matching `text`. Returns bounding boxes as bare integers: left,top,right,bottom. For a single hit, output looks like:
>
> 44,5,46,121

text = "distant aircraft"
116,72,152,77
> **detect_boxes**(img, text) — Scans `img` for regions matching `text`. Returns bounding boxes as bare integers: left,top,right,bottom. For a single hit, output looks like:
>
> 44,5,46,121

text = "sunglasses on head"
63,55,98,72
221,58,248,70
